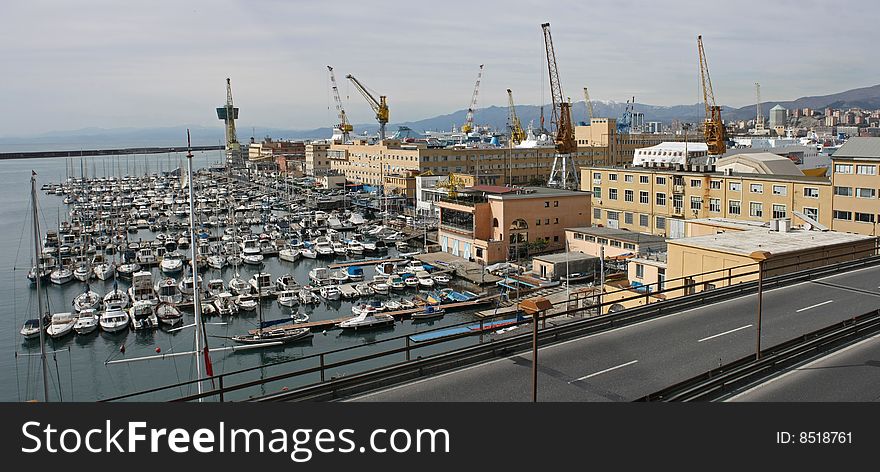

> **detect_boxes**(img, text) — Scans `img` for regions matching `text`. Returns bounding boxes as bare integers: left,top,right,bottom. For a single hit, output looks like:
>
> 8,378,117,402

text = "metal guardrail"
636,309,880,402
102,250,880,402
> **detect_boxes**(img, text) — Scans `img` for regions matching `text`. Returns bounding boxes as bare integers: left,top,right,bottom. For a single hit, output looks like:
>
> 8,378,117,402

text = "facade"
581,161,833,238
305,142,331,176
415,175,445,218
632,142,709,166
829,137,880,235
531,252,600,281
565,226,667,258
437,187,591,265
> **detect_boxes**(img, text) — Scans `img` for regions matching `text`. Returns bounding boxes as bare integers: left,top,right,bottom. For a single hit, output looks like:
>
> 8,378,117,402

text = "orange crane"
541,22,579,189
697,35,726,155
507,88,525,144
346,73,389,141
327,66,353,142
461,64,484,135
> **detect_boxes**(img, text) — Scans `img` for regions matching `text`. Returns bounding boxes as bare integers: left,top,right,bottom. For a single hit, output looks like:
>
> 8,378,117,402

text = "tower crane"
583,86,594,123
327,66,353,142
507,88,525,145
216,78,240,151
461,64,484,135
697,35,726,156
345,74,389,141
541,22,579,190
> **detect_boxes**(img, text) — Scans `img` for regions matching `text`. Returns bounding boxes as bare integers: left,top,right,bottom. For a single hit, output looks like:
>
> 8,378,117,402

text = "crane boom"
327,66,352,142
541,22,575,155
345,74,389,140
462,64,484,134
583,86,594,122
507,89,525,145
697,35,725,155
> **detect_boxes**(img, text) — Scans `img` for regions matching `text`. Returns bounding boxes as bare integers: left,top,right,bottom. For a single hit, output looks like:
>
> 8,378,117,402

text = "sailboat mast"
30,172,50,402
186,131,206,399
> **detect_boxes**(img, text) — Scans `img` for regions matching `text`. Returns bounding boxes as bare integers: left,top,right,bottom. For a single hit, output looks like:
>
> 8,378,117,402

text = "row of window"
594,175,821,199
834,164,877,175
833,210,877,223
572,232,639,250
833,186,877,198
535,218,560,226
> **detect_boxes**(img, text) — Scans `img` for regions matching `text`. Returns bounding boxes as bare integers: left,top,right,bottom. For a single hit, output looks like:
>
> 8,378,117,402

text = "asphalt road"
728,333,880,402
350,263,880,401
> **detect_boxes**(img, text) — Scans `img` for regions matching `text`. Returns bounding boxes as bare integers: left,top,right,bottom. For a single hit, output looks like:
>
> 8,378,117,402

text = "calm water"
1,152,485,401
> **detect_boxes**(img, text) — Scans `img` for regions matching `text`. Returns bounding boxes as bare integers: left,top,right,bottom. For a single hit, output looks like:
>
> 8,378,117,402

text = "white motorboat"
300,247,317,259
74,263,92,282
411,304,445,321
277,290,298,307
371,280,390,295
389,276,406,291
347,240,364,255
399,298,417,309
178,274,203,297
73,286,102,312
248,272,273,297
228,273,250,295
242,253,264,265
403,275,419,288
279,248,301,263
354,282,374,297
46,312,77,338
212,292,238,316
385,300,402,311
329,268,349,284
275,273,299,292
331,241,347,256
416,270,435,288
432,274,451,285
130,301,158,330
206,278,225,298
93,261,115,281
314,239,334,257
337,309,394,330
116,262,140,280
103,285,130,311
308,267,331,285
155,302,183,326
20,318,44,339
128,271,159,306
207,254,226,270
320,285,341,300
50,267,74,285
73,309,99,334
298,288,318,305
156,277,182,304
160,253,184,274
237,294,258,312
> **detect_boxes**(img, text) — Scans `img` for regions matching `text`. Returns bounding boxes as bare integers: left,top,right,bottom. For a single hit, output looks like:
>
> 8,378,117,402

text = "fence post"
320,354,325,382
405,336,411,361
219,376,224,402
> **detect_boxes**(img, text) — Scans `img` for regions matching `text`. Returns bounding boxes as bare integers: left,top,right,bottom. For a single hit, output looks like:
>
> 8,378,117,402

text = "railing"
102,241,880,402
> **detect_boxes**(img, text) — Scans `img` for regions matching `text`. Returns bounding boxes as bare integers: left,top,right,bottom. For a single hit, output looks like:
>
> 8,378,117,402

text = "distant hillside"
725,84,880,121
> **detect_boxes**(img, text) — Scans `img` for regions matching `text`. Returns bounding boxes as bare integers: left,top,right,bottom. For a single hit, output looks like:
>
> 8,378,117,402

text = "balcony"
672,184,685,194
672,205,684,216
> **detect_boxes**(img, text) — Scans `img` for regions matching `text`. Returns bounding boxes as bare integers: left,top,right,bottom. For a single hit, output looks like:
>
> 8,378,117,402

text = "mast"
31,171,50,402
186,130,211,399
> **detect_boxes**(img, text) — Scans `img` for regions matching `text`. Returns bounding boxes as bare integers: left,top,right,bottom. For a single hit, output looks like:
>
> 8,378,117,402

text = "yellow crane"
542,22,579,189
583,86,594,122
507,89,525,145
461,64,484,135
345,73,389,140
327,66,353,142
435,173,465,199
697,35,726,156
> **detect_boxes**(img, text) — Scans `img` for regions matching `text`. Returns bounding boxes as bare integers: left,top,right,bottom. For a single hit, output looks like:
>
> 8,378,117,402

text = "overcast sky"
1,0,876,136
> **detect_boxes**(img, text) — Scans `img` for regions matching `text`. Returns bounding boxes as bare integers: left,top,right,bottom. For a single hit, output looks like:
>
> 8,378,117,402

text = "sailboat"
20,171,51,401
231,278,312,345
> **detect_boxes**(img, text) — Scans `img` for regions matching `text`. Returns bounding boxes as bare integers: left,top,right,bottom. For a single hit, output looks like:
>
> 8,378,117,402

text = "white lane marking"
697,324,753,343
795,300,833,313
569,360,639,383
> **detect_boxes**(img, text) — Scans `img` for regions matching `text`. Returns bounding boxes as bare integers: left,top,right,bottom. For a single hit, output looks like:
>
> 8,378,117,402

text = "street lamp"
749,250,772,360
518,296,553,402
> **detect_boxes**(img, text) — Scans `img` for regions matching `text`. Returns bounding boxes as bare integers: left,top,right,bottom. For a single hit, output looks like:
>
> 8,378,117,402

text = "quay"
1,145,223,160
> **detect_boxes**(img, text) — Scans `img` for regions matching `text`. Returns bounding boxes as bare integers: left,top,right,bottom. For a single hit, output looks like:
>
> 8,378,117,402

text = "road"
728,333,880,402
350,263,880,401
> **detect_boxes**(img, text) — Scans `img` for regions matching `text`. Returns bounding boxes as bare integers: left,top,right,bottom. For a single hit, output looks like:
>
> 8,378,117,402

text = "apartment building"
829,138,880,235
305,142,331,176
581,153,832,238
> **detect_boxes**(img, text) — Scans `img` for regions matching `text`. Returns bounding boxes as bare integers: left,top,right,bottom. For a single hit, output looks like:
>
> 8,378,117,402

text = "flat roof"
566,226,667,244
668,229,873,257
489,186,590,200
687,218,769,231
831,137,880,160
533,251,599,264
584,165,829,183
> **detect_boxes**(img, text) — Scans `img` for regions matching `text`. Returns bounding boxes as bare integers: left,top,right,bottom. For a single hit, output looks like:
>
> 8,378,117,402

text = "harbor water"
1,151,490,401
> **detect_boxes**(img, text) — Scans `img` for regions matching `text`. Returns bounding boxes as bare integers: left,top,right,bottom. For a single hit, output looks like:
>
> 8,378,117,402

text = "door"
463,242,472,261
668,218,685,239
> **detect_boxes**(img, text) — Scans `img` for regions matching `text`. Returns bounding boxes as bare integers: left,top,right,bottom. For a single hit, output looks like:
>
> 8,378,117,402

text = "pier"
1,145,223,160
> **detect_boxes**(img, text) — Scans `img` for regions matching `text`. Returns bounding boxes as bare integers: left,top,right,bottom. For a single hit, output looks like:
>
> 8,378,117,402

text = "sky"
1,0,877,137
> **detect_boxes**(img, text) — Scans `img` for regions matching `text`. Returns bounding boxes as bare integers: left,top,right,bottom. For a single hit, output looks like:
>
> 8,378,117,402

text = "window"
640,175,649,184
625,174,634,183
749,202,763,217
729,182,741,192
545,218,550,225
855,212,876,223
857,165,876,175
608,188,618,200
656,192,666,206
610,240,622,247
656,176,666,185
803,207,818,221
834,186,853,197
554,201,559,207
597,237,609,245
593,186,601,199
544,201,550,207
553,235,559,242
656,216,666,230
624,189,634,202
728,200,741,215
635,264,644,279
772,204,786,219
609,173,618,181
710,180,721,189
607,212,619,222
492,218,498,227
834,164,853,174
593,208,601,219
637,191,649,205
750,183,763,194
834,210,852,221
574,232,584,240
593,172,602,180
690,179,702,188
624,242,636,250
690,196,702,211
554,218,559,224
536,219,541,226
803,187,819,198
856,187,876,198
709,198,721,212
772,185,787,196
624,212,633,224
639,214,649,227
673,194,683,210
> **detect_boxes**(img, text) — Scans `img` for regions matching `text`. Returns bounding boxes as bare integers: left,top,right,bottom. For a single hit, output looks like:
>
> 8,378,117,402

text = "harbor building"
305,142,332,176
829,137,880,235
436,186,591,265
565,226,666,258
581,153,833,238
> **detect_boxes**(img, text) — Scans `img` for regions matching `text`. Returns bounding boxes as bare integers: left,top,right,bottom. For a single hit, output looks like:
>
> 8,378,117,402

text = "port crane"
507,88,525,145
754,82,765,134
327,66,353,142
461,64,484,135
216,78,240,152
345,74,389,141
583,86,594,124
436,173,465,199
541,22,579,190
617,96,635,134
697,35,726,156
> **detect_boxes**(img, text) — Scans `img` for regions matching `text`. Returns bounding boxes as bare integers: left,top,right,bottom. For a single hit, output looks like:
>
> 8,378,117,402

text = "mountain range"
3,84,879,151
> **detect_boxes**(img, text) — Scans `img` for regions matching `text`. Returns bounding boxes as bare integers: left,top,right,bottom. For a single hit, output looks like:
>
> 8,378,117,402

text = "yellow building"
829,137,880,235
305,142,331,176
581,156,833,238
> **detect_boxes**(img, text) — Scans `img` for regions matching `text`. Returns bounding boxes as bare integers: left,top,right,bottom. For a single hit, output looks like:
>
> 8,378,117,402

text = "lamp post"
749,250,772,360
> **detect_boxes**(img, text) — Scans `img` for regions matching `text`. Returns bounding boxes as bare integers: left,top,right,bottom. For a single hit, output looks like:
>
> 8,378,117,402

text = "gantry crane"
345,74,389,141
507,88,525,145
697,35,726,156
327,66,353,142
583,86,595,123
541,22,579,190
461,64,484,135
